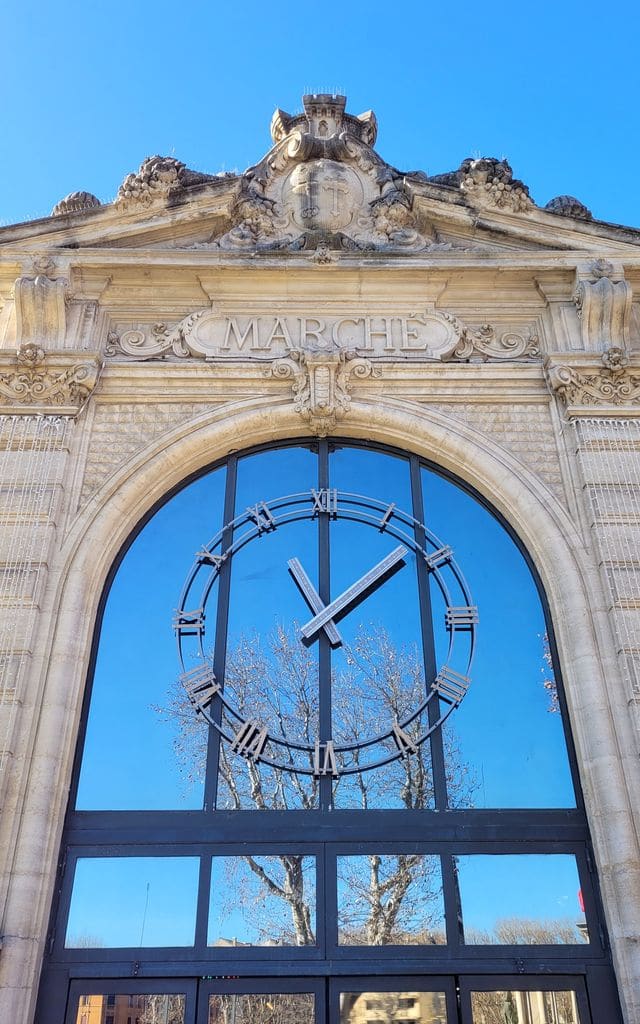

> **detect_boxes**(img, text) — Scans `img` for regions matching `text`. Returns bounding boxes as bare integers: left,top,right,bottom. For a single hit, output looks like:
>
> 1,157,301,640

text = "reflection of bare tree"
540,632,560,714
471,988,578,1024
338,855,445,946
65,932,105,948
209,993,314,1024
138,994,185,1024
466,917,584,945
165,625,475,947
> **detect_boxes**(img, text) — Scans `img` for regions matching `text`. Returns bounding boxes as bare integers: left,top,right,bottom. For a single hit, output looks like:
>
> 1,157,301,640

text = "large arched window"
38,441,622,1024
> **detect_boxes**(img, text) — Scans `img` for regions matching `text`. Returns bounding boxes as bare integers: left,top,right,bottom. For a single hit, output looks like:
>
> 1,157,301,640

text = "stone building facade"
0,94,639,1023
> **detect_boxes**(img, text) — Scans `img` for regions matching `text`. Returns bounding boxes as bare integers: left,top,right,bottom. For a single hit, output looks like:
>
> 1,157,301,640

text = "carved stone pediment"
213,93,438,255
0,344,102,413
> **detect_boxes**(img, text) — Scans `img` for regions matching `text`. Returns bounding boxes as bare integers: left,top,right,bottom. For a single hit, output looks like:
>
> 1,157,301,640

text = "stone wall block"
0,523,56,563
578,450,640,485
0,450,68,484
587,483,640,521
603,564,640,603
610,608,640,647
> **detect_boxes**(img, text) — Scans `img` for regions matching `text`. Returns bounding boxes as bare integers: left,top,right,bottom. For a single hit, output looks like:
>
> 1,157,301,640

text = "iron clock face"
173,487,477,777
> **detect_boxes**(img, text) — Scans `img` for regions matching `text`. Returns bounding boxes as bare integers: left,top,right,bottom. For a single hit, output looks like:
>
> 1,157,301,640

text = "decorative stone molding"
116,156,216,211
573,259,632,351
268,349,381,435
545,348,640,415
14,257,69,349
0,344,102,414
429,157,534,214
544,195,592,221
51,191,101,217
106,307,541,364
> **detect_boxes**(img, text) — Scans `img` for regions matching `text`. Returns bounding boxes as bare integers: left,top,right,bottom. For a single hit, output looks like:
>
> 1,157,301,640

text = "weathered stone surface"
545,194,593,220
51,191,101,217
429,401,565,502
79,401,215,506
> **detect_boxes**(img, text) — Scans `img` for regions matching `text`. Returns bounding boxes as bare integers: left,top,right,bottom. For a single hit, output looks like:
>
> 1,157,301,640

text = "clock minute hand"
288,558,343,646
300,545,408,641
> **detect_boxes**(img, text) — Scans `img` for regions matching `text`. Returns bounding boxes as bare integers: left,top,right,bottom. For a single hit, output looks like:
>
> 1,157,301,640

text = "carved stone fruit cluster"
51,191,101,217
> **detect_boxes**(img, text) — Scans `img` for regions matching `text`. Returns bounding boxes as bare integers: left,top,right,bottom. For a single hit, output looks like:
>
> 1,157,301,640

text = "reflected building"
341,992,447,1024
0,93,638,1024
74,994,183,1024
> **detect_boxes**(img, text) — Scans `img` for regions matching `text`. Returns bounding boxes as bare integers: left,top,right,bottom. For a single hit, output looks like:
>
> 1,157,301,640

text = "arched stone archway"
3,399,639,1024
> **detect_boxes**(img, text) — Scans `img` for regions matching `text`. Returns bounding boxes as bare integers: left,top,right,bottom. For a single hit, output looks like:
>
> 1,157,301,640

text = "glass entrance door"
65,976,594,1024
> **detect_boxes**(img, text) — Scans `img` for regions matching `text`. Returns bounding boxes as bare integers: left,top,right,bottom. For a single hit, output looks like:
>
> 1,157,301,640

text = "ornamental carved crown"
215,93,438,255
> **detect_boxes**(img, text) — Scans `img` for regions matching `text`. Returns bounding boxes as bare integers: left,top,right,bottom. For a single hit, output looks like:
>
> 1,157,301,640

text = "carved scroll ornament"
450,320,540,361
545,348,640,413
0,344,102,412
268,349,381,435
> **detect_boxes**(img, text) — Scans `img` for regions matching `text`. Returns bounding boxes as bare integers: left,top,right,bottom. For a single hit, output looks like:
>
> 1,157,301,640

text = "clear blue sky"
3,0,640,230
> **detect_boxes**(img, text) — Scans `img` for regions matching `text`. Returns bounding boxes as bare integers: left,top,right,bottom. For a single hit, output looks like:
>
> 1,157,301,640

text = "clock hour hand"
288,558,343,646
300,545,408,641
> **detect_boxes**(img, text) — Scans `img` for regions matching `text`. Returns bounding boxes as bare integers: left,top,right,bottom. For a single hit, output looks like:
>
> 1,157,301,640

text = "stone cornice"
0,345,102,415
6,248,640,274
545,348,640,417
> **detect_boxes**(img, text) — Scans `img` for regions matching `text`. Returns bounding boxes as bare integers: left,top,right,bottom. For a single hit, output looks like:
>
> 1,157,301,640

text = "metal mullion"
63,807,590,847
318,440,332,810
204,457,238,812
194,853,212,952
441,851,463,954
409,456,447,810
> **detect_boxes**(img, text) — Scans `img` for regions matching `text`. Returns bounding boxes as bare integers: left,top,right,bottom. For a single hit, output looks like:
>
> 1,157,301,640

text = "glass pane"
208,855,316,946
458,854,588,944
234,445,317,516
76,467,226,810
330,449,433,807
422,468,576,809
65,857,199,947
340,991,448,1024
337,855,445,944
218,446,319,807
331,444,412,511
209,993,314,1024
73,994,185,1024
470,989,581,1023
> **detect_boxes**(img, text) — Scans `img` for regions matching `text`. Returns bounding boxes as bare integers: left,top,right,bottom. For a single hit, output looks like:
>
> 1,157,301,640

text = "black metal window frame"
38,438,623,1024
